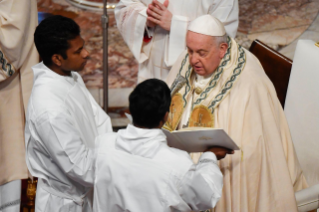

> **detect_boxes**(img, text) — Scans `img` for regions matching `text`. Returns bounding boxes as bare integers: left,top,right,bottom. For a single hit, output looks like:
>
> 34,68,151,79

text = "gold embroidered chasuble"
164,37,245,131
165,38,308,212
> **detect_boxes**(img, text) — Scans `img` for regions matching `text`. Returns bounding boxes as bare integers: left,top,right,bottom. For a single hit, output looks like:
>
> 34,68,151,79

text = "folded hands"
146,0,172,31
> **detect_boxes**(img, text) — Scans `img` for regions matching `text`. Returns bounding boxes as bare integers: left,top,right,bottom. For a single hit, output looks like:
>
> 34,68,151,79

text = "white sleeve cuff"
164,15,189,67
145,26,154,38
199,152,218,164
138,8,147,17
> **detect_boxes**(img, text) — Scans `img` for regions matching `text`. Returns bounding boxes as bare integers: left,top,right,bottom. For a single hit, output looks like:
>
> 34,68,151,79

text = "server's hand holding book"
162,127,239,157
125,113,238,159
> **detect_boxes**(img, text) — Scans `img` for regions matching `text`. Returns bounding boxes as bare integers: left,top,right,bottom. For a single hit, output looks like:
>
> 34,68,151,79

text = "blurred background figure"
115,0,239,82
0,0,38,211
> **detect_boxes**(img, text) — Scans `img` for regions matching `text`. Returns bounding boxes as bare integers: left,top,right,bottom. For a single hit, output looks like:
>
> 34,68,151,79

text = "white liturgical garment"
115,0,239,82
94,124,223,212
166,37,308,212
285,40,319,187
25,62,112,212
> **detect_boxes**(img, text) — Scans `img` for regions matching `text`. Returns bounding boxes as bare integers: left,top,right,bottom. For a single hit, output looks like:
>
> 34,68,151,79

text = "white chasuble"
115,0,239,82
165,38,308,212
285,40,319,187
25,62,112,212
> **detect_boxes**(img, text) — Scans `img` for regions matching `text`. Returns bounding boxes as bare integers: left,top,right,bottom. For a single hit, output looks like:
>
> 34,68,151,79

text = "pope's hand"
205,146,234,160
146,0,172,31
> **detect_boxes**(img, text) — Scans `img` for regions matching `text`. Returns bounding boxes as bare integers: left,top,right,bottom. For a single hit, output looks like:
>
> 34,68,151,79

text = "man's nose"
190,54,198,65
82,48,89,59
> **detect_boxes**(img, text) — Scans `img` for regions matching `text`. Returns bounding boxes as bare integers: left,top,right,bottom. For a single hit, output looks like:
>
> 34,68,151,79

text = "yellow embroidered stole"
164,37,246,131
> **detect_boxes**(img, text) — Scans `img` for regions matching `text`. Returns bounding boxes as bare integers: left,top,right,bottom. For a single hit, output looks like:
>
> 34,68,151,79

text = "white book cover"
162,127,240,153
125,113,239,153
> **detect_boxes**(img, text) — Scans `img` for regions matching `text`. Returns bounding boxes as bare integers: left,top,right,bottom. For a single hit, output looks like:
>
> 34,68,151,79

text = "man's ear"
158,111,169,128
51,54,63,67
163,111,169,123
219,43,228,59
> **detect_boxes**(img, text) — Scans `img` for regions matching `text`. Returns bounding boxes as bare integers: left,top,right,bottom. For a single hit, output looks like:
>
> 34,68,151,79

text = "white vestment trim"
0,180,21,212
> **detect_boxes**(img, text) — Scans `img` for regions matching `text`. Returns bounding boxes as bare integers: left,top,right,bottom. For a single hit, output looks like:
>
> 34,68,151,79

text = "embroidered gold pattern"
164,93,184,131
188,105,214,128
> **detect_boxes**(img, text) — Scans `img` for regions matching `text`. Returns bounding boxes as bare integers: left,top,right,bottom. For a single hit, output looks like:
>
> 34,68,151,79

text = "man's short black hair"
129,79,171,128
34,15,80,66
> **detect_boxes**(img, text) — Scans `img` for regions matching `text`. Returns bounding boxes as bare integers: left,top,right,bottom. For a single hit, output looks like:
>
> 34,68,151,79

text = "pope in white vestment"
115,0,239,82
94,79,229,212
165,15,308,212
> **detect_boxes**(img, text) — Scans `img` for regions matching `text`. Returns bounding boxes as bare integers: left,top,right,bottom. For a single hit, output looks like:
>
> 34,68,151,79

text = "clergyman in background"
0,0,38,211
115,0,239,82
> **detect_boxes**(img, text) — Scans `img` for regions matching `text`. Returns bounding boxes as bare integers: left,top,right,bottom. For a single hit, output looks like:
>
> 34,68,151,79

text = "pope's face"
61,35,89,72
186,31,227,77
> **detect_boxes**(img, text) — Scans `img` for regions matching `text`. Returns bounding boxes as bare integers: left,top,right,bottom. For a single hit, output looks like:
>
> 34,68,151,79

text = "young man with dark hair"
25,15,112,212
94,79,233,212
129,78,171,128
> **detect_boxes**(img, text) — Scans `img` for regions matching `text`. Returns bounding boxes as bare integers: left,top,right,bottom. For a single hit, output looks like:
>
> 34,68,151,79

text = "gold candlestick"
22,178,37,212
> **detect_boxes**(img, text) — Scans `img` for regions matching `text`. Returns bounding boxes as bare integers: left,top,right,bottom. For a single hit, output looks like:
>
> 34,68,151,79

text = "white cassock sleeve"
87,90,113,134
75,72,113,134
33,109,98,187
115,0,148,63
208,0,239,39
180,152,223,211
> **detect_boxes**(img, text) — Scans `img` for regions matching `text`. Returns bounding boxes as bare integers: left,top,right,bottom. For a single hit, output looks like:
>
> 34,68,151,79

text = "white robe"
115,0,239,82
0,1,38,211
25,62,112,212
94,124,223,212
166,38,307,212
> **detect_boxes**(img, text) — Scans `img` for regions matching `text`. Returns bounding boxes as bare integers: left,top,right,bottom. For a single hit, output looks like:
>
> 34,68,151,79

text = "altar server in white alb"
165,15,308,212
115,0,239,82
94,79,234,212
25,16,112,212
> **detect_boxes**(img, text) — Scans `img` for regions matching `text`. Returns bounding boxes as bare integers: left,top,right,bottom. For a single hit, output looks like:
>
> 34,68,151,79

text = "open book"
162,127,240,153
125,113,239,153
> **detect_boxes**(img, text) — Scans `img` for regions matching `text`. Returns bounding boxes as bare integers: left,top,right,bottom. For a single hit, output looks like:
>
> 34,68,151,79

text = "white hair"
213,34,228,46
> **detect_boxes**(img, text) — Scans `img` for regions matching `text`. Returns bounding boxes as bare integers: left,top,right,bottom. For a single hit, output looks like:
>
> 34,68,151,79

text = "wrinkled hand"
146,19,157,28
146,0,172,31
146,1,160,28
205,146,234,160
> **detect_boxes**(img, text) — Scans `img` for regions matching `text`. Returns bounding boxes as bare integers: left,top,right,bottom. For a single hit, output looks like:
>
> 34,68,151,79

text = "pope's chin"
193,67,206,76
